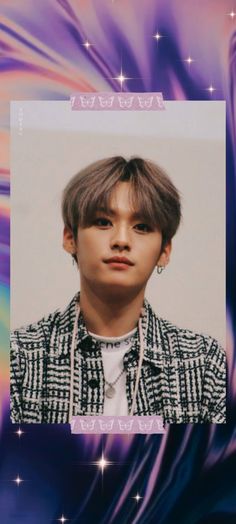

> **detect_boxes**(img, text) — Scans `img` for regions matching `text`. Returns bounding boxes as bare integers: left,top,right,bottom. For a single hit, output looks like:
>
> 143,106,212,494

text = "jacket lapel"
55,294,180,419
124,299,179,417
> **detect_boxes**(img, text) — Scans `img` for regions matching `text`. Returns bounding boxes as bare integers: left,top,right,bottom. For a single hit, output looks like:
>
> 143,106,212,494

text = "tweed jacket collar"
56,292,176,368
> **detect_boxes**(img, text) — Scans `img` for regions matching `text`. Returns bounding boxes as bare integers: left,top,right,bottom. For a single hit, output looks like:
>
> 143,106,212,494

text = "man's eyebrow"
96,206,116,216
96,207,147,220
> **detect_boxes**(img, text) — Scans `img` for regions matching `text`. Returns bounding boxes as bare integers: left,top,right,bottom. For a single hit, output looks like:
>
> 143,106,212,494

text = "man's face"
63,182,171,297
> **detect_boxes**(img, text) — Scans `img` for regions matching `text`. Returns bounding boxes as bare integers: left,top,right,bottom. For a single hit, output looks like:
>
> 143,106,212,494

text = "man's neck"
79,284,145,337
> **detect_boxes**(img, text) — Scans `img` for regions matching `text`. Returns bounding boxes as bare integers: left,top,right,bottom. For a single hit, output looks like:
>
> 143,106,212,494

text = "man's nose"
110,225,131,251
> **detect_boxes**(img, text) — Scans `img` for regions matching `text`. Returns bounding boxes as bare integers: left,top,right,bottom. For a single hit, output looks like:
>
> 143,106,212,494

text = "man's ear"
157,240,172,268
63,226,77,255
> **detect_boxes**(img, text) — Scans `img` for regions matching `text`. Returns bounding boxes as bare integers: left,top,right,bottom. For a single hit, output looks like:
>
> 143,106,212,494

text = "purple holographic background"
0,1,235,523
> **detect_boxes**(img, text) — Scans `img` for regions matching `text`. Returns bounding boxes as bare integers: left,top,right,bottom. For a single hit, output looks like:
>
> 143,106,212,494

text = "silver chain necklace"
105,368,125,399
69,301,145,420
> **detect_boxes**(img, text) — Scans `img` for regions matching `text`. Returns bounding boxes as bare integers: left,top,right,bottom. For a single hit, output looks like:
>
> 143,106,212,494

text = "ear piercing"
71,253,77,265
157,265,165,274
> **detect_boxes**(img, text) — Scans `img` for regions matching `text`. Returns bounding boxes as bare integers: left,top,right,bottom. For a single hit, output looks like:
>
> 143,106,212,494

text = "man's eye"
134,223,151,232
94,217,112,227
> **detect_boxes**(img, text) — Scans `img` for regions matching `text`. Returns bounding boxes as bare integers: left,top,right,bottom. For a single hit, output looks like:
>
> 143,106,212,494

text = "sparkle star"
184,56,194,65
154,31,162,41
58,516,68,523
16,427,24,437
207,84,216,94
82,41,92,49
228,10,236,18
133,493,142,502
95,453,111,473
113,68,130,88
14,475,23,485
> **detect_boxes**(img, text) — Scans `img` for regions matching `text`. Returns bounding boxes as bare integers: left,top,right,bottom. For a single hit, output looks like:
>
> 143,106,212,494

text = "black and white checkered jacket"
10,293,226,424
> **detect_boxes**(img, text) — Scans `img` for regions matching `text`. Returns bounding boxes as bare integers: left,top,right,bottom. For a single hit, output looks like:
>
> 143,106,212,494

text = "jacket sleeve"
10,332,25,423
200,337,226,423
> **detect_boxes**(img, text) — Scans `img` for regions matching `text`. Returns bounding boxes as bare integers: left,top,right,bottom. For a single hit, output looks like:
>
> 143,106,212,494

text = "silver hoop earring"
157,265,165,274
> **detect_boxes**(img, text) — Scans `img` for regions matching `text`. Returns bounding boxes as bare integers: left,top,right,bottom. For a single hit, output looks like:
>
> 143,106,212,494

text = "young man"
10,156,226,424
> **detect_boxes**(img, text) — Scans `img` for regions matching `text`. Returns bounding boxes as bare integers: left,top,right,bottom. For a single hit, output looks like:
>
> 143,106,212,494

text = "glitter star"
133,493,142,502
94,453,112,473
82,41,92,49
154,31,162,41
184,56,194,65
14,475,23,485
15,427,24,437
207,84,216,94
58,516,68,523
113,68,130,88
228,10,236,18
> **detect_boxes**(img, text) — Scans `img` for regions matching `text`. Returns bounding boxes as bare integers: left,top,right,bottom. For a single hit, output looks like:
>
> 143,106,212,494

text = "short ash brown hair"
62,156,182,248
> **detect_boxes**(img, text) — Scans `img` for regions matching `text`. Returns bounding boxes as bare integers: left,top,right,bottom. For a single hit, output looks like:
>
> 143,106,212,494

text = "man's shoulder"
10,294,78,351
145,300,225,356
10,309,60,349
161,316,217,344
163,316,224,353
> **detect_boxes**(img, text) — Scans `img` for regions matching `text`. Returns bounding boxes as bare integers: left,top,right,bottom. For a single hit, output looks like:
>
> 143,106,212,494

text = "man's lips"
104,256,134,266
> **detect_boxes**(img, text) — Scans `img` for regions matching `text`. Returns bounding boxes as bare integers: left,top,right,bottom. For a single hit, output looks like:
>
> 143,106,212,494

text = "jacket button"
88,378,99,389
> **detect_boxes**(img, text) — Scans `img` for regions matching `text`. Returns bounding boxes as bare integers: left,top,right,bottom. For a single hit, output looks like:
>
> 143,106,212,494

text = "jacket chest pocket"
126,364,162,416
144,363,163,414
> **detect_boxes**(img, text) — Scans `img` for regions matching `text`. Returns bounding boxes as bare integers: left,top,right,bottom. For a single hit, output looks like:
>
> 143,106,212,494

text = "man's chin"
91,278,145,298
100,276,136,288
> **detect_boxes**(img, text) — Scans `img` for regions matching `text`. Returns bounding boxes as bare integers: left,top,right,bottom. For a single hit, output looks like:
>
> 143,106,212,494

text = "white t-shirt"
89,328,137,415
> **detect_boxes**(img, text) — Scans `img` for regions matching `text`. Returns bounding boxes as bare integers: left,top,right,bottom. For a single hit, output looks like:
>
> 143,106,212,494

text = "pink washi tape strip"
70,415,165,434
70,92,165,111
